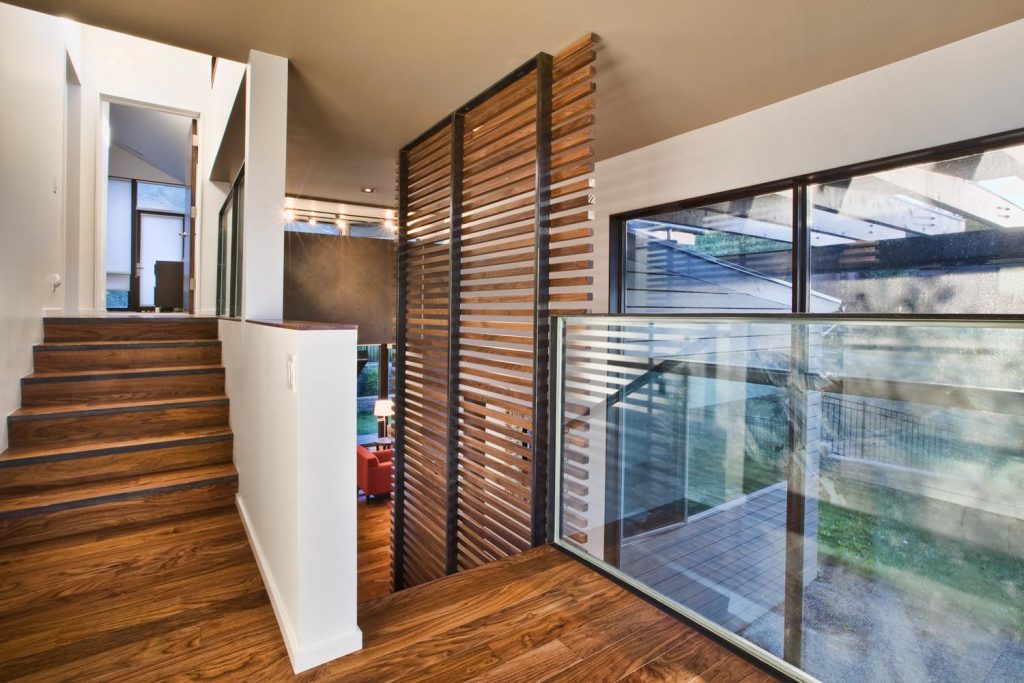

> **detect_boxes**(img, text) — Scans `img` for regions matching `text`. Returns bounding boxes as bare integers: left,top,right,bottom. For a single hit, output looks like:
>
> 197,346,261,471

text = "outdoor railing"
551,315,1024,683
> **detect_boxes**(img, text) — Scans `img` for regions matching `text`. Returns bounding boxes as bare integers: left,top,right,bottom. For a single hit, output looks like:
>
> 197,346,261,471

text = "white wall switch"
286,353,296,392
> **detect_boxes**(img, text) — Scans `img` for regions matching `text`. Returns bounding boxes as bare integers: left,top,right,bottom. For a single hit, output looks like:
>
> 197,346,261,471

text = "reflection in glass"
624,190,809,313
555,317,1024,683
810,143,1024,313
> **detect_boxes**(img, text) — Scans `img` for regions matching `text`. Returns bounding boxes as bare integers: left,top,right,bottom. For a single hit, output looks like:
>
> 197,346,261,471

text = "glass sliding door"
137,212,186,309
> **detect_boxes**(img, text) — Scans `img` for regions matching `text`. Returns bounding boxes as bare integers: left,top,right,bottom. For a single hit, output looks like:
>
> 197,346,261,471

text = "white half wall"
220,319,361,673
0,4,75,449
591,18,1024,313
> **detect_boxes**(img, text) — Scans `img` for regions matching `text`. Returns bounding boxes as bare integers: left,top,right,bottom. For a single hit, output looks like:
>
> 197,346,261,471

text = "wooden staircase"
0,317,236,549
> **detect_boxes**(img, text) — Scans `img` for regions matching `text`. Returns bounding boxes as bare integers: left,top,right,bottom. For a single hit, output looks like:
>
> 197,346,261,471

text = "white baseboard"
41,307,63,318
235,494,362,674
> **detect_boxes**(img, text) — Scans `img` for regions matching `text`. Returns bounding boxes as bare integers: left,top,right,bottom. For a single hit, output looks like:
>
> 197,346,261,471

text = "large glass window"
356,344,395,445
623,189,795,313
136,181,189,214
617,137,1024,315
284,218,391,239
810,143,1024,313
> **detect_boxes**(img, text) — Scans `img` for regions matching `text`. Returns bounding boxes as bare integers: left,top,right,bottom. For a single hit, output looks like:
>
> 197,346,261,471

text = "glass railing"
551,315,1024,683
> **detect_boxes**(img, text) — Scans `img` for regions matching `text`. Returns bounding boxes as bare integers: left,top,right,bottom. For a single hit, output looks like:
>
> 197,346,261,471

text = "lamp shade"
373,399,394,418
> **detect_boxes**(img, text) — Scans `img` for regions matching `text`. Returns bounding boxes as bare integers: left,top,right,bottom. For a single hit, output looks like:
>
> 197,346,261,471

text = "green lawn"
357,411,378,437
682,396,1022,631
817,491,1023,631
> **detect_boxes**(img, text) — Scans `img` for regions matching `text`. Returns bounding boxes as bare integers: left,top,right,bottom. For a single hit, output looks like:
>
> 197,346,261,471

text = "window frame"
609,126,1024,316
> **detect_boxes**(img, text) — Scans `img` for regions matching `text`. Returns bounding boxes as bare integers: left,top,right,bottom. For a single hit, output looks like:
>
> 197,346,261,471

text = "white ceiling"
18,0,1024,205
109,103,192,185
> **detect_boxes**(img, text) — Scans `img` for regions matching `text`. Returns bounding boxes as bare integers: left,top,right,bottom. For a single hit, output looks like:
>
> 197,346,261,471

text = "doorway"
104,103,197,312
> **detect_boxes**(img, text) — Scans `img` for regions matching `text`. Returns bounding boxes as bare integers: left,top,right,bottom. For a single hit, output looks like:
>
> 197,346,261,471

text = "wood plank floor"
357,493,393,606
0,505,778,682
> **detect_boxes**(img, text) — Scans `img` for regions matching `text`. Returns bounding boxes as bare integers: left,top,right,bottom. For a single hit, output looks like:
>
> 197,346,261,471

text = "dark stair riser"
21,369,225,408
43,318,219,343
7,401,230,450
0,478,238,549
0,437,233,494
33,341,222,373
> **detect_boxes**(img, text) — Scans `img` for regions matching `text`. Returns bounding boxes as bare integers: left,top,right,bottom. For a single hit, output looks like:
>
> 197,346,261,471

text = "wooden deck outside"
0,504,778,681
621,483,789,632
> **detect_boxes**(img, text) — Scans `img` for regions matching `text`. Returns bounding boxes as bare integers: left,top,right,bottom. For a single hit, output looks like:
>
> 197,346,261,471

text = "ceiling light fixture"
361,187,376,194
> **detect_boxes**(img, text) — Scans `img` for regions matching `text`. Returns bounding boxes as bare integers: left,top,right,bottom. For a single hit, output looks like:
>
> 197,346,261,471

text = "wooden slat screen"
396,122,453,587
395,34,597,588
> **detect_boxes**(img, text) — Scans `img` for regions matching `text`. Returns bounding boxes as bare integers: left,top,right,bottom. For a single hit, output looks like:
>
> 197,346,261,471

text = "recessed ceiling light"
361,187,376,194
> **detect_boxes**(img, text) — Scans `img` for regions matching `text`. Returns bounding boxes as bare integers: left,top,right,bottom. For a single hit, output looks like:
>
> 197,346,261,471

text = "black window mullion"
791,181,810,313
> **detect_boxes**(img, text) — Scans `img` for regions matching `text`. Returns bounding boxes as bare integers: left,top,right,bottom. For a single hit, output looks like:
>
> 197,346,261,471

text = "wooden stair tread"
11,395,228,418
0,428,233,463
0,463,237,516
25,365,224,381
35,339,220,350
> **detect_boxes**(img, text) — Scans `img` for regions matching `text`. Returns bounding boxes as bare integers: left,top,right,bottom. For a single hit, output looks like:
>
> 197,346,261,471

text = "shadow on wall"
283,232,396,345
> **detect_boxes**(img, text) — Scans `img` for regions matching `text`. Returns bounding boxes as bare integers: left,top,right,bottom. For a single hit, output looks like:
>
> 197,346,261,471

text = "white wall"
0,4,77,449
241,50,288,320
592,18,1024,313
221,320,362,673
199,60,246,316
74,25,213,312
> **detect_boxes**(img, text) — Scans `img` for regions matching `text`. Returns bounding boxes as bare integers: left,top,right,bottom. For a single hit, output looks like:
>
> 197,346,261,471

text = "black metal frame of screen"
548,313,1024,683
607,125,1024,316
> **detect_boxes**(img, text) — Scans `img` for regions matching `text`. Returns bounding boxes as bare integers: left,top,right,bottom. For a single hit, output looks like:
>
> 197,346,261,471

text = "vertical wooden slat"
549,34,597,546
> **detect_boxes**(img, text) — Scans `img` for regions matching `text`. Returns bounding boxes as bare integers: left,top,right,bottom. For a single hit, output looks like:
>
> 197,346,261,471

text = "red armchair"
357,445,393,500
